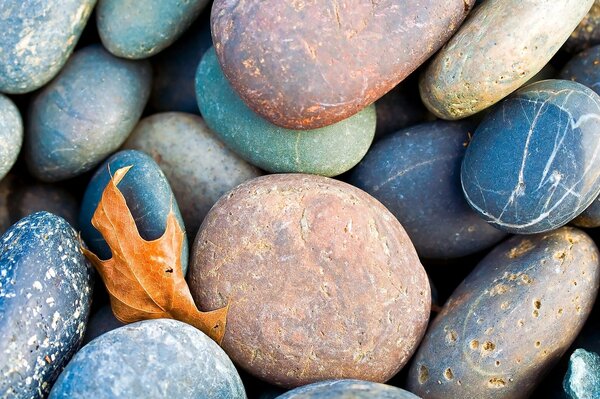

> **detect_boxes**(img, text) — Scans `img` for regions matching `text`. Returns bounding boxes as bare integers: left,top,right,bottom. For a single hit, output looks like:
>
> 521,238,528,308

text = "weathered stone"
563,349,600,399
276,380,420,399
0,94,22,181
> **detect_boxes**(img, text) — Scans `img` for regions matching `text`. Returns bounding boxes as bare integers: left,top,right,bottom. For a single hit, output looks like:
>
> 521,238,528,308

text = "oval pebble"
0,212,94,398
461,79,600,234
0,94,22,181
196,48,375,177
276,380,419,399
25,45,152,182
49,319,246,398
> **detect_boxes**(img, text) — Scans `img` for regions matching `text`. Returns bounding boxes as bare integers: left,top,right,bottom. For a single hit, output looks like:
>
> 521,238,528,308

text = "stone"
0,212,94,398
79,150,189,273
97,0,210,59
211,0,475,129
49,319,246,398
420,0,594,119
196,48,375,177
25,45,152,182
461,80,600,234
276,380,419,399
82,306,124,345
374,78,429,138
565,0,600,54
188,174,430,388
560,45,600,95
563,349,600,399
0,94,22,181
0,0,96,94
407,228,600,399
124,112,262,236
9,182,79,229
350,120,506,259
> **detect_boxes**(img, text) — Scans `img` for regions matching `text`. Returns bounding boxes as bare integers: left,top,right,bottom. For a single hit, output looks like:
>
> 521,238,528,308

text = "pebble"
0,94,22,181
276,380,420,399
564,0,600,53
560,45,600,94
563,349,600,399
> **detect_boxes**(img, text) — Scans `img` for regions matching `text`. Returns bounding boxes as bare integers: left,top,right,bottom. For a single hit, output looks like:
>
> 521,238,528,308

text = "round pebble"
0,94,22,181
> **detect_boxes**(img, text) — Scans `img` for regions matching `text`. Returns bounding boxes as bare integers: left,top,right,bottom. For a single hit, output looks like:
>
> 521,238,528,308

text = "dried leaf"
81,166,228,344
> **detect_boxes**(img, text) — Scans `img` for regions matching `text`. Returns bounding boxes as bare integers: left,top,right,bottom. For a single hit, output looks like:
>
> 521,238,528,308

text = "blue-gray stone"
0,212,94,398
461,79,600,234
81,306,124,345
563,349,600,399
0,94,22,181
97,0,210,59
49,319,247,399
350,120,506,259
25,45,152,182
0,0,96,94
276,380,419,399
79,150,189,273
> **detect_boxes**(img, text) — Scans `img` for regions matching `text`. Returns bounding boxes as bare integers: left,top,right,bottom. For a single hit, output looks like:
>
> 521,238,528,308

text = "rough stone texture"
79,150,189,273
564,0,600,54
81,306,124,345
563,349,600,399
49,319,246,398
211,0,475,129
350,120,506,259
25,45,152,182
420,0,594,120
196,48,375,177
0,212,94,398
188,174,431,388
0,94,22,181
9,182,79,229
97,0,210,59
124,113,262,237
407,228,600,399
461,80,600,234
0,0,96,94
276,380,420,399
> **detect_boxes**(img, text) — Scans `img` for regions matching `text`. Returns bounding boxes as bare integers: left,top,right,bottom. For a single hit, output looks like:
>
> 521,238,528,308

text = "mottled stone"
82,306,124,345
0,94,22,181
276,380,420,399
196,48,375,177
26,45,152,182
0,0,96,94
97,0,210,59
211,0,475,129
124,112,261,236
9,182,79,229
563,349,600,399
188,174,431,388
374,78,429,138
350,120,506,259
421,0,594,119
0,212,94,398
79,150,189,273
565,0,600,54
407,228,600,399
461,80,600,234
49,319,246,398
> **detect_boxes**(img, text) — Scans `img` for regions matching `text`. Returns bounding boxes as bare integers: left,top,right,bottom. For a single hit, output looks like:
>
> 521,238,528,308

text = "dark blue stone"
0,212,94,398
49,319,246,398
461,79,600,234
560,45,600,95
25,45,152,182
350,120,506,259
79,150,189,273
563,349,600,399
276,380,419,399
0,94,22,181
81,306,124,345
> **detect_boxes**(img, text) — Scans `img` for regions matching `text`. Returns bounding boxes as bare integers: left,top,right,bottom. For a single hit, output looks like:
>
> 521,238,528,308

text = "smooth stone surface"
0,94,22,181
420,0,594,119
9,182,79,229
188,174,431,388
196,48,375,177
565,0,600,54
124,112,262,236
82,306,124,345
407,228,600,399
97,0,210,59
374,78,429,138
26,45,152,182
211,0,474,129
350,120,506,259
461,80,600,234
0,0,96,94
276,380,419,399
49,319,246,398
564,349,600,399
79,150,189,273
0,212,94,398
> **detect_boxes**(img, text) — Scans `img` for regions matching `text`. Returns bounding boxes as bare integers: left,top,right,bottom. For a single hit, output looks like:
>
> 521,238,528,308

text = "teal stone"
195,48,376,177
563,349,600,399
0,94,22,181
97,0,210,59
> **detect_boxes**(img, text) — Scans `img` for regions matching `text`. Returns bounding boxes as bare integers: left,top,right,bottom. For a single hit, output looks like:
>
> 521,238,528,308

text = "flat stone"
25,45,152,182
565,0,600,54
563,349,600,399
461,80,600,234
420,0,594,119
276,380,419,399
196,48,375,177
0,94,22,181
0,212,94,398
211,0,475,129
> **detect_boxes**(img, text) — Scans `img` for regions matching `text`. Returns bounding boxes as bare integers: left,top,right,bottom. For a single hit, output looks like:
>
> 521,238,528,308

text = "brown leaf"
81,166,228,344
